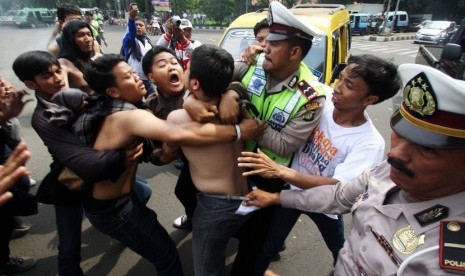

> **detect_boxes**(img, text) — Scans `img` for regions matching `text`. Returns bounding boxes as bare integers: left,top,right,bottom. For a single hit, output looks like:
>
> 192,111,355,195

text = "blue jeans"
192,194,251,276
253,207,345,275
55,202,84,276
53,175,151,276
84,190,183,276
133,174,152,204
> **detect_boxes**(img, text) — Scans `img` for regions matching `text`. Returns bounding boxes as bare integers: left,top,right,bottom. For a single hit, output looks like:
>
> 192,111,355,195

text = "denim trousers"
84,189,183,276
54,175,151,276
192,194,251,276
253,207,345,275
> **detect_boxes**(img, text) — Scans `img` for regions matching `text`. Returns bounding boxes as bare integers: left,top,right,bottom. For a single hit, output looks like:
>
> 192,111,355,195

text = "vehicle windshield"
219,28,326,81
5,10,18,16
15,10,27,17
424,21,452,30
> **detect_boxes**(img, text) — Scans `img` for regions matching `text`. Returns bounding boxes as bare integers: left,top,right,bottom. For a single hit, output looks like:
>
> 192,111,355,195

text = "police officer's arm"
280,168,371,214
239,148,338,188
246,167,368,212
258,97,325,157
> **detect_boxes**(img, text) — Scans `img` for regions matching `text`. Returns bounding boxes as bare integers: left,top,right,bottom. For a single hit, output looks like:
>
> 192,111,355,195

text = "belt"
201,193,250,201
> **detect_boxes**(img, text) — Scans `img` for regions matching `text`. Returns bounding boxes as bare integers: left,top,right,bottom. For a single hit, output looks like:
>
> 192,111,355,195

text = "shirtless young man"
76,54,265,275
166,45,251,275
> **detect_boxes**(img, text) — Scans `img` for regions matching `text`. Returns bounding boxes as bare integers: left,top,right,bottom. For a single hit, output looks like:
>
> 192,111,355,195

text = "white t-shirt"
289,97,385,218
127,39,152,81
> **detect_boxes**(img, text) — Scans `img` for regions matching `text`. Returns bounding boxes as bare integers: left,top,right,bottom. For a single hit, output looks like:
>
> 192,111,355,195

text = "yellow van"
218,4,351,85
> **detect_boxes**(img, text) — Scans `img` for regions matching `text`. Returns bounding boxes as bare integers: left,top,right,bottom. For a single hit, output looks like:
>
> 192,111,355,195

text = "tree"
199,0,234,25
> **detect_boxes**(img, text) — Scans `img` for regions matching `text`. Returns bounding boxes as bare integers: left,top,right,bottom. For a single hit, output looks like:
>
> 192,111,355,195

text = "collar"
375,189,465,235
266,68,301,94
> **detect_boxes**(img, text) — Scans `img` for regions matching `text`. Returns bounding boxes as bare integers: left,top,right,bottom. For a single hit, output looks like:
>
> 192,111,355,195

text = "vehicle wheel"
360,30,366,36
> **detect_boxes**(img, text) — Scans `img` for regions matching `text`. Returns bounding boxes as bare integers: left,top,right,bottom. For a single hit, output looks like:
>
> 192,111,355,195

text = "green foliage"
199,0,234,25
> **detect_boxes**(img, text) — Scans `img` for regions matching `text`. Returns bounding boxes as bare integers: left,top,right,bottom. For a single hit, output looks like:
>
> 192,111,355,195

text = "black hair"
347,55,401,104
12,51,61,82
288,36,312,59
84,54,125,95
189,44,234,98
142,46,178,76
57,3,82,22
59,20,95,71
253,18,270,36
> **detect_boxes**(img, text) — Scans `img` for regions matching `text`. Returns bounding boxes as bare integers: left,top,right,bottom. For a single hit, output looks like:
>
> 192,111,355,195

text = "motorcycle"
151,18,161,35
107,16,116,25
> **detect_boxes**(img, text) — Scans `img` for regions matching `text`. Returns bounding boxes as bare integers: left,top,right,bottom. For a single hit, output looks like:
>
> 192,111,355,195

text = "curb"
366,34,415,42
193,26,226,30
113,22,225,30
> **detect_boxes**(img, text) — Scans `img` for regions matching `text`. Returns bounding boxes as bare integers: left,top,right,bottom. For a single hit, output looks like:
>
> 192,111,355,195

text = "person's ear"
189,78,200,91
289,46,302,61
147,73,155,83
24,80,38,90
106,87,120,98
363,95,379,106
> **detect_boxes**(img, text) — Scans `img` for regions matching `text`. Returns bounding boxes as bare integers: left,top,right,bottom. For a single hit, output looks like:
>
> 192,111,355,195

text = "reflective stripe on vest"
241,54,325,165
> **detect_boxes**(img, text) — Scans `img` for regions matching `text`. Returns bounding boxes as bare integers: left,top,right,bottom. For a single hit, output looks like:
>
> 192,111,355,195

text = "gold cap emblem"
403,72,437,116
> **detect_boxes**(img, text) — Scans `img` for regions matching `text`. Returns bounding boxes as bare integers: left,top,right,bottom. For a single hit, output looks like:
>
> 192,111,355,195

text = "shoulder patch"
297,80,318,102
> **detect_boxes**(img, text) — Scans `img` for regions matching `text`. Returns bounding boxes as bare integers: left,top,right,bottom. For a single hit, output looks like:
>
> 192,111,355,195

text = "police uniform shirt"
233,61,328,158
281,160,465,275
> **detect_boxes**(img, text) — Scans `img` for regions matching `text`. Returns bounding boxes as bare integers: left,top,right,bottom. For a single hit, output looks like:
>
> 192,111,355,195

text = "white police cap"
267,1,324,41
390,64,465,148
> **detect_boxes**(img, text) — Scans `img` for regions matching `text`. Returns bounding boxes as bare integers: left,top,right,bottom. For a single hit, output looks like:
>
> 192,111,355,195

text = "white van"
373,11,409,32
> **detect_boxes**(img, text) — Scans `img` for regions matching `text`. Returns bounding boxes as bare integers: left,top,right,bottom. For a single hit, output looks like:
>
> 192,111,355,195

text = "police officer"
230,2,329,275
245,63,465,275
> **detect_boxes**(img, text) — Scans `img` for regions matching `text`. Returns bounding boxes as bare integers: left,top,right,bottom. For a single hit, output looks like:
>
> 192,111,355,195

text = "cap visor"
390,109,465,149
266,33,293,41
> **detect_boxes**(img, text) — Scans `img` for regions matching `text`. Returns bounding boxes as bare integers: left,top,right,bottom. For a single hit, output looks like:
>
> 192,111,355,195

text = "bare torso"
169,109,248,196
91,111,138,200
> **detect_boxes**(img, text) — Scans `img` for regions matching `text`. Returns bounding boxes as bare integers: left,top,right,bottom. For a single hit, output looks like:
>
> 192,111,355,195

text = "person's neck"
36,90,52,101
269,63,299,82
195,90,220,106
332,106,367,127
157,87,184,98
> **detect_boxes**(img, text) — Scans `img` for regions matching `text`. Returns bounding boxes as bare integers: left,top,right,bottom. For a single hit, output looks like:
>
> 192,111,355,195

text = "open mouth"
169,72,180,84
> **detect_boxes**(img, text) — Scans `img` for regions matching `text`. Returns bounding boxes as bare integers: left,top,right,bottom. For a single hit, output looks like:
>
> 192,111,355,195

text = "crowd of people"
1,1,465,276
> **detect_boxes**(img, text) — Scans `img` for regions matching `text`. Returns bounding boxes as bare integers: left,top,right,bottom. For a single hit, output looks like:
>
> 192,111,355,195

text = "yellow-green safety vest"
241,53,326,166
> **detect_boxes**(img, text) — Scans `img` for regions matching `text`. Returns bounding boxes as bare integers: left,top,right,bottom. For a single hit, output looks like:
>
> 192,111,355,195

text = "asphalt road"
0,24,416,276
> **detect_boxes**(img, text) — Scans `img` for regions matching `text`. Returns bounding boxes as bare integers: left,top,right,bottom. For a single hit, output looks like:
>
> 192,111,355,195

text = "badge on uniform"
248,75,266,96
439,220,465,274
268,108,289,131
392,225,425,254
403,72,438,117
302,102,319,121
414,204,449,226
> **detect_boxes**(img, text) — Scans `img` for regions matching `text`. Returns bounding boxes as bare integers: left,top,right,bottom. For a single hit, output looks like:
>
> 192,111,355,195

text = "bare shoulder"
167,109,192,124
48,40,59,57
59,58,77,72
92,52,103,60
